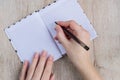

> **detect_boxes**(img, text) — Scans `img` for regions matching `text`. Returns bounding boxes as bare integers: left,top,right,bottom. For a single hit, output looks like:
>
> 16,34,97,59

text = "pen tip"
55,21,57,24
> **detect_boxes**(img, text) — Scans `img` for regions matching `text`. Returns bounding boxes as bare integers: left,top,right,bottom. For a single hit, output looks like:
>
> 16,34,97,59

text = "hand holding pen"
55,20,94,78
55,22,89,51
55,20,103,80
55,20,91,64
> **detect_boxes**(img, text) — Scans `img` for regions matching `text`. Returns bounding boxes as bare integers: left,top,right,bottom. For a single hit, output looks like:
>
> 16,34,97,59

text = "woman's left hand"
19,50,55,80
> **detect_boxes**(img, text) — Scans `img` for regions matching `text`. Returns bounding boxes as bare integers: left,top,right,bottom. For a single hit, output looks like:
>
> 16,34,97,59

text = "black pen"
55,22,89,51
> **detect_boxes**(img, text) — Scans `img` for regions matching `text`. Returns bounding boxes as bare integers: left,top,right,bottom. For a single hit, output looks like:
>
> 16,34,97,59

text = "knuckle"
79,25,83,28
70,20,75,24
84,30,90,37
85,30,90,34
78,25,83,30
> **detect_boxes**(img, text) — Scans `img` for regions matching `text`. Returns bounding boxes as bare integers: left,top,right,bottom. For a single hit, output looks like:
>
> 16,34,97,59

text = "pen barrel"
62,27,89,51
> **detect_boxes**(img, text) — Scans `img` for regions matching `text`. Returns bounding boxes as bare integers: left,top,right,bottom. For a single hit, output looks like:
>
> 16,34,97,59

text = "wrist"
76,60,103,80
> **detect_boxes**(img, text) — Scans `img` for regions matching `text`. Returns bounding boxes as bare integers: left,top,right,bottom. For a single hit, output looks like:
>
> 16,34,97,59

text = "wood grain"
0,0,120,80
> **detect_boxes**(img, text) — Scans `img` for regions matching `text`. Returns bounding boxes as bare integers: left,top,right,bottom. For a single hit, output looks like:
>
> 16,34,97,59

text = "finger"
55,25,69,47
54,36,62,44
56,20,82,31
50,73,55,80
54,36,58,40
32,50,47,80
19,60,28,80
41,55,53,80
26,53,39,80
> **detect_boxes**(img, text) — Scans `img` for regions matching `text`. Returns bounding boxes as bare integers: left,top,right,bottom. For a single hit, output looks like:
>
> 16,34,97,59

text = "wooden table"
0,0,120,80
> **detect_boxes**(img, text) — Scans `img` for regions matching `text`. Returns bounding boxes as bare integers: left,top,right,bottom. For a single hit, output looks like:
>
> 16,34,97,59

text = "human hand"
19,50,55,80
55,20,91,70
55,20,103,80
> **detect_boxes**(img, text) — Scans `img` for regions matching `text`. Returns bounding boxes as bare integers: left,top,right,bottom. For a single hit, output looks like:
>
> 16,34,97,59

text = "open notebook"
5,0,97,62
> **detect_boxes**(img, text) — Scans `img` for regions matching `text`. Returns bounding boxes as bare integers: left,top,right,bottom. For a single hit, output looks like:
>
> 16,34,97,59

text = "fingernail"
49,55,53,61
54,36,57,40
24,60,28,65
56,26,59,31
34,52,39,58
41,50,47,57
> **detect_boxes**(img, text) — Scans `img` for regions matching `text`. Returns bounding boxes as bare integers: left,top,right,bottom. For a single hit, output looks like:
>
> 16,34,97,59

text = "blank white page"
5,12,62,62
39,0,97,55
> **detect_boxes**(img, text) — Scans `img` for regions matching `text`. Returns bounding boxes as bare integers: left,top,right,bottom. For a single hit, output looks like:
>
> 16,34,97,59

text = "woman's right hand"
55,20,103,80
55,20,91,70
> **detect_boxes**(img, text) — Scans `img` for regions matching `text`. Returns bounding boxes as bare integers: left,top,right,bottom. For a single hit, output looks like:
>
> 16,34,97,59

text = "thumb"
55,25,69,47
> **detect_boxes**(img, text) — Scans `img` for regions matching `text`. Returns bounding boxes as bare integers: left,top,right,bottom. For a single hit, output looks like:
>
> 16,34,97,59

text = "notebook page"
39,0,97,55
5,12,62,62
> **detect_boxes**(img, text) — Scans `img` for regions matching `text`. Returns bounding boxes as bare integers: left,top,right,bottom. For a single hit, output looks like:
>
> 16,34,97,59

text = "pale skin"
19,20,103,80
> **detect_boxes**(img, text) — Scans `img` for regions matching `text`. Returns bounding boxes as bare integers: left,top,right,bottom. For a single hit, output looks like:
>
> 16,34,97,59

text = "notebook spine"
7,0,57,53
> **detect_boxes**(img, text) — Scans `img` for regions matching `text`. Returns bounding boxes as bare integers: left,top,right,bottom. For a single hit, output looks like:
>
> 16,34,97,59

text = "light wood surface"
0,0,120,80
